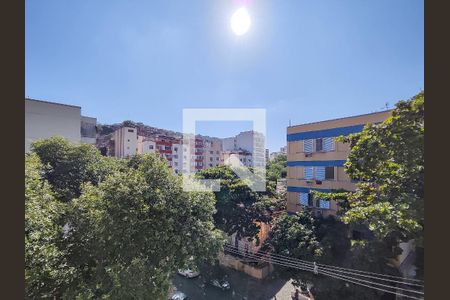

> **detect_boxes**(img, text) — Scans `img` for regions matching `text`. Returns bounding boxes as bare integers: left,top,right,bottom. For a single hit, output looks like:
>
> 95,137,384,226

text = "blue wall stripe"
287,124,366,141
287,186,332,193
287,160,346,167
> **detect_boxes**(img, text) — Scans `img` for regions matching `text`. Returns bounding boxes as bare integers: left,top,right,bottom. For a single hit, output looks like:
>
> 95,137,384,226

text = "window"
174,162,178,166
315,138,323,152
210,157,213,161
165,146,171,150
325,166,334,180
149,145,154,149
299,193,308,206
127,139,130,142
315,167,325,180
209,163,213,167
210,151,213,154
319,199,330,209
216,157,219,161
304,167,314,180
303,139,313,153
174,147,178,152
323,137,335,152
173,155,178,159
216,151,220,154
128,129,134,133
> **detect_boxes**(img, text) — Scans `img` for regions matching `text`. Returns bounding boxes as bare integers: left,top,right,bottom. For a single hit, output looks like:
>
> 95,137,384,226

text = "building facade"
204,138,222,169
220,150,253,168
80,116,97,144
222,130,266,167
25,98,97,152
113,126,138,158
286,111,391,217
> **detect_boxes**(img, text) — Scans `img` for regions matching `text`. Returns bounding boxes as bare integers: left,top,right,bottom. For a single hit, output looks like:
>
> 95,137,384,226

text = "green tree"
266,154,287,196
27,139,224,299
25,154,77,298
196,166,271,243
341,92,424,245
31,136,120,202
268,212,322,260
266,213,396,299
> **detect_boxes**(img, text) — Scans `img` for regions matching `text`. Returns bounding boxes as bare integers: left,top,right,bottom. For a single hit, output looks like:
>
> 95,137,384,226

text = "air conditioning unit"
305,153,312,157
306,180,314,185
315,180,322,185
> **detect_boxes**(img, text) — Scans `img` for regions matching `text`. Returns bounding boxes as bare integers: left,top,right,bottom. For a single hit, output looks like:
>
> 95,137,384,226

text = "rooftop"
25,97,81,109
288,109,393,129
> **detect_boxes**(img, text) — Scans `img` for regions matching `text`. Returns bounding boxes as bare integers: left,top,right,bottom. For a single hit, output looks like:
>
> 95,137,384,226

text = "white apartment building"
137,136,156,154
222,131,266,167
171,142,182,174
204,139,222,169
25,98,97,152
220,150,253,168
113,127,138,158
222,137,237,152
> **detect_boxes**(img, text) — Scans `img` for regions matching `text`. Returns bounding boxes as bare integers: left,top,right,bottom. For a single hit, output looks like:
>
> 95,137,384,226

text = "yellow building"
286,110,391,217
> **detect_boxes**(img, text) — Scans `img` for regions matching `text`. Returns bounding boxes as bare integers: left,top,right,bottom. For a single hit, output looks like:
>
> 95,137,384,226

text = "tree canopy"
195,166,272,242
340,92,424,245
26,137,224,299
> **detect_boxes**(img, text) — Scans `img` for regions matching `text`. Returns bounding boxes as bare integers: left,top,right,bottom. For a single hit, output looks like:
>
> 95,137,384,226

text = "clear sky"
26,0,424,152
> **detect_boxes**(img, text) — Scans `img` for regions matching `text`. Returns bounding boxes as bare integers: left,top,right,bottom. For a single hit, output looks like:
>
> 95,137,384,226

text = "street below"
172,265,297,300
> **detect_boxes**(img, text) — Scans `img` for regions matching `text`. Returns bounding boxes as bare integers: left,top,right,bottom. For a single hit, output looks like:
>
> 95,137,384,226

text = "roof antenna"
289,119,291,127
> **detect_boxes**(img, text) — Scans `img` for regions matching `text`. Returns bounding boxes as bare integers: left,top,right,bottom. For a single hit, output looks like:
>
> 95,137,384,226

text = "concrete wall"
222,137,236,151
218,252,274,279
113,127,138,158
25,99,82,152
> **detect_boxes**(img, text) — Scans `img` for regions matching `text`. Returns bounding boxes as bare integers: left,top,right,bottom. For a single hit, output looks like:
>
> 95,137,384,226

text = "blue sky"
26,0,424,152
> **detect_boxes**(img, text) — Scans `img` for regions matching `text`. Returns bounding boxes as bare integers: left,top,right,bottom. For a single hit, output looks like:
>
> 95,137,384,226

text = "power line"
223,245,423,300
225,243,423,284
223,245,424,300
224,244,424,291
226,245,423,290
224,244,423,293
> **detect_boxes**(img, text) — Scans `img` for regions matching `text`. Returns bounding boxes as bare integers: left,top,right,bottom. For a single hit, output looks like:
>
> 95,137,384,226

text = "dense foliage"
341,92,424,246
196,166,271,243
267,213,399,299
26,137,224,299
266,92,424,299
266,154,287,195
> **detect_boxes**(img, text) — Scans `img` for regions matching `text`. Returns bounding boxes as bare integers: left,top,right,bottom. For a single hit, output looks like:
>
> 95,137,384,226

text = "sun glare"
231,7,251,36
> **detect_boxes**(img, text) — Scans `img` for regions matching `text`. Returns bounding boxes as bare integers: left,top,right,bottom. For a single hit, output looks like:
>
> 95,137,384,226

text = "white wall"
222,137,236,151
114,127,138,158
25,99,82,152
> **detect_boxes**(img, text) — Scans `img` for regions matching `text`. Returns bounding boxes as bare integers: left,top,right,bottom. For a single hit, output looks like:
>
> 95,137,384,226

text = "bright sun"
231,7,251,36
